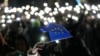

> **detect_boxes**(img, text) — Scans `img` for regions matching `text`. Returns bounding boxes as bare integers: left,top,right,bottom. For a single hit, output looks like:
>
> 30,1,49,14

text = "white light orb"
51,17,56,23
31,6,34,10
67,14,71,18
4,7,9,13
49,12,53,16
84,10,88,15
24,11,29,15
55,40,60,44
53,11,58,15
72,16,79,22
26,14,31,19
91,15,95,19
17,8,23,13
30,19,35,22
25,5,30,10
39,10,45,16
58,7,66,14
16,17,21,21
34,12,38,16
84,4,91,11
44,7,51,13
2,24,6,27
34,7,39,11
97,13,100,19
48,18,52,23
7,19,12,23
66,18,68,21
54,8,58,11
2,15,6,19
65,2,69,6
43,17,47,21
30,11,35,15
40,36,46,42
55,2,60,8
91,5,98,11
43,3,48,7
7,15,11,19
92,10,96,14
1,19,5,23
11,14,15,18
67,6,73,11
12,7,17,12
22,6,25,9
44,21,49,25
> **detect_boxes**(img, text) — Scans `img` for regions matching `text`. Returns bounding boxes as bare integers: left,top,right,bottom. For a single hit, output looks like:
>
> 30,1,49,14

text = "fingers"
31,42,44,53
32,48,42,53
27,42,44,55
33,42,40,48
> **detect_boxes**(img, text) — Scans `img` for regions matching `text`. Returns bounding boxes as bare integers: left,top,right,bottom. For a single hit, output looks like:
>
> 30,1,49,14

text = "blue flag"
40,23,72,41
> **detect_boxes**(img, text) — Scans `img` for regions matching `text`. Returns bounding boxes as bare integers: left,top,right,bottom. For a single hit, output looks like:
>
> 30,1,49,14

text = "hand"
33,42,45,48
28,42,45,54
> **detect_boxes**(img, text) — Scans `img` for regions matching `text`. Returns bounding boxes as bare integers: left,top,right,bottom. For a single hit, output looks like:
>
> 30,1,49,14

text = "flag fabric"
40,23,72,41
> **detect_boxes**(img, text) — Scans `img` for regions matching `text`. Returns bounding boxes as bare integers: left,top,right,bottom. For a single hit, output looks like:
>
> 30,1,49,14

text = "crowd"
0,2,100,56
0,13,100,56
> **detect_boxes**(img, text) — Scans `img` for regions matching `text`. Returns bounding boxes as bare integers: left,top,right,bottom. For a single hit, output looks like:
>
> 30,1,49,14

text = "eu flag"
40,23,72,41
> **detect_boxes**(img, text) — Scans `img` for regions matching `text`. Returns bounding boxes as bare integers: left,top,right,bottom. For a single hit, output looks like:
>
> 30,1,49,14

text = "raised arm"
0,32,8,46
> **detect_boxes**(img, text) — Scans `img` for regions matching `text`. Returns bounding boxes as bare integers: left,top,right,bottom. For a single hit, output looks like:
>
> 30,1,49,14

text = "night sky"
0,0,100,7
0,0,3,3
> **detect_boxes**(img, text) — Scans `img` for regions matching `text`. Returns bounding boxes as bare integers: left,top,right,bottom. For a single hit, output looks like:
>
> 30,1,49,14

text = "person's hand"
32,42,45,53
27,42,45,55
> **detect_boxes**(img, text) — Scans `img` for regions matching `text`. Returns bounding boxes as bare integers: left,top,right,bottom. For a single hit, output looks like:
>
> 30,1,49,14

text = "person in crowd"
6,34,29,56
0,32,14,56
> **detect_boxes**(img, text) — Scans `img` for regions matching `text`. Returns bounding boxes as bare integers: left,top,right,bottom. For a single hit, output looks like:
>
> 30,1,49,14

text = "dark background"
0,0,100,7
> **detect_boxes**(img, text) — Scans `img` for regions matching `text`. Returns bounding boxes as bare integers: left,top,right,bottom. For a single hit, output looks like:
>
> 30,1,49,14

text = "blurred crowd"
0,2,100,56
